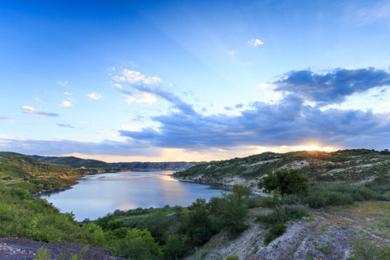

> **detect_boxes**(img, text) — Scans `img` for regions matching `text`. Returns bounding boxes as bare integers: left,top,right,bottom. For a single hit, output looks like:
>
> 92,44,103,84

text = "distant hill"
109,161,197,171
31,154,197,172
32,155,109,168
174,149,390,191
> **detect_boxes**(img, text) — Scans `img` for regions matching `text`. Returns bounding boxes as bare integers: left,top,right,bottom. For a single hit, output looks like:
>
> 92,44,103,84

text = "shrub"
111,229,162,259
257,205,308,225
35,247,50,260
209,193,248,235
257,196,282,208
304,190,354,208
163,235,189,259
258,169,308,196
264,223,286,245
180,199,213,246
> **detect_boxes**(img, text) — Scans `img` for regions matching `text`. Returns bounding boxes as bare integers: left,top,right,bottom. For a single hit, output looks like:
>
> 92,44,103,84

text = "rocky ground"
188,201,390,260
0,238,120,260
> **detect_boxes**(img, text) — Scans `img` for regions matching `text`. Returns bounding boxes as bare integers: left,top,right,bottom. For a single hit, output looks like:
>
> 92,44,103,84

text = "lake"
41,171,224,221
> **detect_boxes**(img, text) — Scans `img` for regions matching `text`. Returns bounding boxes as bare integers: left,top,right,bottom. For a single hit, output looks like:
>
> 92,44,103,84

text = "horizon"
1,147,387,163
1,0,390,161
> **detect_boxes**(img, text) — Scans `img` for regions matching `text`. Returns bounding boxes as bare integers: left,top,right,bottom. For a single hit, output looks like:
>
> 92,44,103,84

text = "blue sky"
1,0,390,161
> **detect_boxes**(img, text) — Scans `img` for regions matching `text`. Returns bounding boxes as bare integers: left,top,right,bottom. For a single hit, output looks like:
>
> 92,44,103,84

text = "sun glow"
275,143,339,153
65,143,340,163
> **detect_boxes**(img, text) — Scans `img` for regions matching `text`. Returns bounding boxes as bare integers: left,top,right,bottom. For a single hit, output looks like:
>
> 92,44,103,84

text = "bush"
258,169,308,196
264,223,286,245
35,247,50,260
180,199,213,246
209,193,248,235
304,190,354,208
111,229,161,259
257,196,282,208
257,205,308,225
163,235,189,259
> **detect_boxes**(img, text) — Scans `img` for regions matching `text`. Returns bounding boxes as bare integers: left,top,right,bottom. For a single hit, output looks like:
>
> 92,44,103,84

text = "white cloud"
227,50,238,55
60,99,73,108
126,91,158,104
21,106,59,117
22,106,36,114
113,69,161,86
87,92,103,101
257,82,283,104
248,38,264,47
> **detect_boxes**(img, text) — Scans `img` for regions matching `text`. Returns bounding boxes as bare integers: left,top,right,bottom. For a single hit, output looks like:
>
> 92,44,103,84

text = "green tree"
180,199,213,245
112,228,162,259
163,234,189,259
258,169,308,196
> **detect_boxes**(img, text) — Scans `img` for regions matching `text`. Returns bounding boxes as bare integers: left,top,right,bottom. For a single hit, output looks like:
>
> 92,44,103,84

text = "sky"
1,0,390,162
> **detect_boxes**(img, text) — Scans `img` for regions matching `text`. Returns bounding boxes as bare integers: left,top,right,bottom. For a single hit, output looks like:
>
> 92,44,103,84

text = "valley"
1,149,390,259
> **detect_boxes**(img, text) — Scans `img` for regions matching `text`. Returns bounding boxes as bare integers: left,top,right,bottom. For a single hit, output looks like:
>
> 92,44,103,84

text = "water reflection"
41,171,224,221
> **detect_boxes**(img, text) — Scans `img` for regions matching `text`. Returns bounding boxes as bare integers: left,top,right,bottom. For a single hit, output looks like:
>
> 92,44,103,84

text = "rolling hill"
174,149,390,193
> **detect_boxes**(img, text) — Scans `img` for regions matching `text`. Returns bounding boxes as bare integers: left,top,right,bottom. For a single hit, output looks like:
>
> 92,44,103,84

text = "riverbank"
173,174,266,195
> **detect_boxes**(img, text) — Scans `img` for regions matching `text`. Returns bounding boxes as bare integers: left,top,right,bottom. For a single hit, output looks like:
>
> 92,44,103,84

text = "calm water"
41,171,224,221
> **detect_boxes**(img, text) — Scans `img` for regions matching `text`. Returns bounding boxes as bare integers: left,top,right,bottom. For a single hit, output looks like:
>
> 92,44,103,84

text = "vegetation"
2,150,390,259
175,149,390,185
94,187,251,258
258,169,308,195
0,152,254,259
352,239,390,260
255,164,390,245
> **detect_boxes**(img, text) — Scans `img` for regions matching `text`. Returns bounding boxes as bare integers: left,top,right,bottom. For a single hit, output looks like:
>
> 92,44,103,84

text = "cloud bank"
119,67,390,150
4,67,390,159
275,68,390,104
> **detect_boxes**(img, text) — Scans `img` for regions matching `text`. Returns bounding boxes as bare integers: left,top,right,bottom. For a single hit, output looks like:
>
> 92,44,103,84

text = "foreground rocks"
0,238,120,260
189,201,390,260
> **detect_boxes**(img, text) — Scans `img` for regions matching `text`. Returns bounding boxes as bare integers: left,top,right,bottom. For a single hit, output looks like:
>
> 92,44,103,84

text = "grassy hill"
32,155,109,169
174,149,390,191
0,152,83,193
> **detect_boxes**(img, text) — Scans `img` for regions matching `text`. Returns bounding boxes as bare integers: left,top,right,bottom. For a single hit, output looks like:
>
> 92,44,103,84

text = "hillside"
33,154,197,172
0,152,83,193
174,149,390,192
32,155,109,169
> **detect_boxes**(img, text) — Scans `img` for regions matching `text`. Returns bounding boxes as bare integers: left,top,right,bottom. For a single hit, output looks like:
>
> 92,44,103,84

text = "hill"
0,152,83,193
174,149,390,192
32,155,109,169
32,154,197,172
